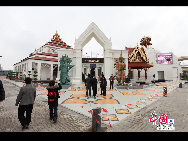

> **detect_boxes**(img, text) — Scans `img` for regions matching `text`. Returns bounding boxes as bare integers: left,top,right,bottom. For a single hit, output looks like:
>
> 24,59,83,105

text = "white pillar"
37,62,41,80
104,50,112,80
50,64,53,80
95,66,98,78
72,49,82,84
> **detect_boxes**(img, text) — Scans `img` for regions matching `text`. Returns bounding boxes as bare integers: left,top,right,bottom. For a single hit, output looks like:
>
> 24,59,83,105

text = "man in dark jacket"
101,77,107,96
0,80,5,101
85,74,91,99
99,74,104,95
46,80,62,123
109,74,114,90
91,75,97,99
15,77,36,130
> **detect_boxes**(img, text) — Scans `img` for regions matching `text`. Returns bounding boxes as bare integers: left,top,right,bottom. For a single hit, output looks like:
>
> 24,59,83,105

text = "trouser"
18,104,33,127
49,103,58,120
102,87,106,96
92,87,97,97
100,85,103,95
86,87,91,97
110,82,114,89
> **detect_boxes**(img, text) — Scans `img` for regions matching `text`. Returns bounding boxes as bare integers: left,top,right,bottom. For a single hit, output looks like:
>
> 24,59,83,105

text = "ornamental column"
144,68,148,80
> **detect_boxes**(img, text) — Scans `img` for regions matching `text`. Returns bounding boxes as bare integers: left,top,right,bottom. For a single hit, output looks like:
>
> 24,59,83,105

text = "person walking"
109,74,114,90
15,77,36,130
101,77,107,96
85,74,91,99
91,75,97,99
0,79,5,102
46,80,62,123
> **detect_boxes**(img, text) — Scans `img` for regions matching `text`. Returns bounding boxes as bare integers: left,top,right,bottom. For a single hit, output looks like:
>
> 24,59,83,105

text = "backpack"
48,90,57,102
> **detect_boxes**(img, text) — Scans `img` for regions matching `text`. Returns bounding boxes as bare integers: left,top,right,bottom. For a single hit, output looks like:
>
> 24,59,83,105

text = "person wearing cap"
15,77,36,130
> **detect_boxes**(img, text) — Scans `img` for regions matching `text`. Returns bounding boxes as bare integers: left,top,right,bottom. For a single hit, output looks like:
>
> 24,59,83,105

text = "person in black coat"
0,80,5,101
99,74,104,95
109,74,114,90
91,75,97,99
82,72,85,83
85,74,92,98
101,77,107,96
46,80,62,123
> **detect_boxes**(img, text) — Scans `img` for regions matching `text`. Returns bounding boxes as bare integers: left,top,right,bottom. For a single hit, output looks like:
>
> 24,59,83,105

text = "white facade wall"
142,47,182,82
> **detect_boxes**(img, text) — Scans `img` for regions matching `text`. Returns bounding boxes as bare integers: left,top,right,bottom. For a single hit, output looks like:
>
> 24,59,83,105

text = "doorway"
158,71,164,81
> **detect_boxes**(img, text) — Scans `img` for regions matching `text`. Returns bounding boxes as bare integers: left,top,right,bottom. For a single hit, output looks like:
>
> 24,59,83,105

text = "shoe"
94,97,96,99
25,125,29,129
87,97,89,99
53,118,57,123
22,126,27,130
50,117,53,120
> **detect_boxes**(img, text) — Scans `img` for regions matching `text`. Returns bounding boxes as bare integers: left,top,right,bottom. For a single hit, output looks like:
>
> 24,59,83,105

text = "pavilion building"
13,31,72,81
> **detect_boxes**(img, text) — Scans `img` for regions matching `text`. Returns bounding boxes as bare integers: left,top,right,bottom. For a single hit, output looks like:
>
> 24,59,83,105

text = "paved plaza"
35,80,180,127
0,78,187,132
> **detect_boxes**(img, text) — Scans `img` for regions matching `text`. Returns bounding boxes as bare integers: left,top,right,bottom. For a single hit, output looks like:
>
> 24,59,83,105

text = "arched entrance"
73,22,113,84
82,37,104,79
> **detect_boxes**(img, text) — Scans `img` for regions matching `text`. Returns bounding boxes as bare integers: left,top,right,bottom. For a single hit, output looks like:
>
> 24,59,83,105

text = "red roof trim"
128,62,153,68
37,52,58,57
32,56,58,62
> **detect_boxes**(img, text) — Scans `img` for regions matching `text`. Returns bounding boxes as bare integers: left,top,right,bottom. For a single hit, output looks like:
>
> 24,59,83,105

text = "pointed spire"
120,50,122,57
55,30,58,35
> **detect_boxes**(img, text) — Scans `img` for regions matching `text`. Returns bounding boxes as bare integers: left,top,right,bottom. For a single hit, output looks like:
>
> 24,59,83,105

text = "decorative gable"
128,44,149,63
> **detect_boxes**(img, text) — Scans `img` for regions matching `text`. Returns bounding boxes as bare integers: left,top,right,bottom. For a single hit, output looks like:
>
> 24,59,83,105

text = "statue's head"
119,57,124,63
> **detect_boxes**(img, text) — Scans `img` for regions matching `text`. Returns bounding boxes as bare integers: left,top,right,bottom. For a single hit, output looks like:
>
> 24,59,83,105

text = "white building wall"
144,47,182,82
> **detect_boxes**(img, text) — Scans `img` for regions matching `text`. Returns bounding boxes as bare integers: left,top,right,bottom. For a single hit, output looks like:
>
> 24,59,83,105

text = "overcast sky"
0,6,188,70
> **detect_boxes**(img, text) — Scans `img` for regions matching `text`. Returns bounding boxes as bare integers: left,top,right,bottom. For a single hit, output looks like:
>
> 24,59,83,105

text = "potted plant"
33,70,38,87
28,70,32,78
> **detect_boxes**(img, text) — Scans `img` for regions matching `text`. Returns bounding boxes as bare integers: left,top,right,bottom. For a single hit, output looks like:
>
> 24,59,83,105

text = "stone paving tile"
55,81,181,127
1,78,184,131
107,84,188,132
0,79,91,132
